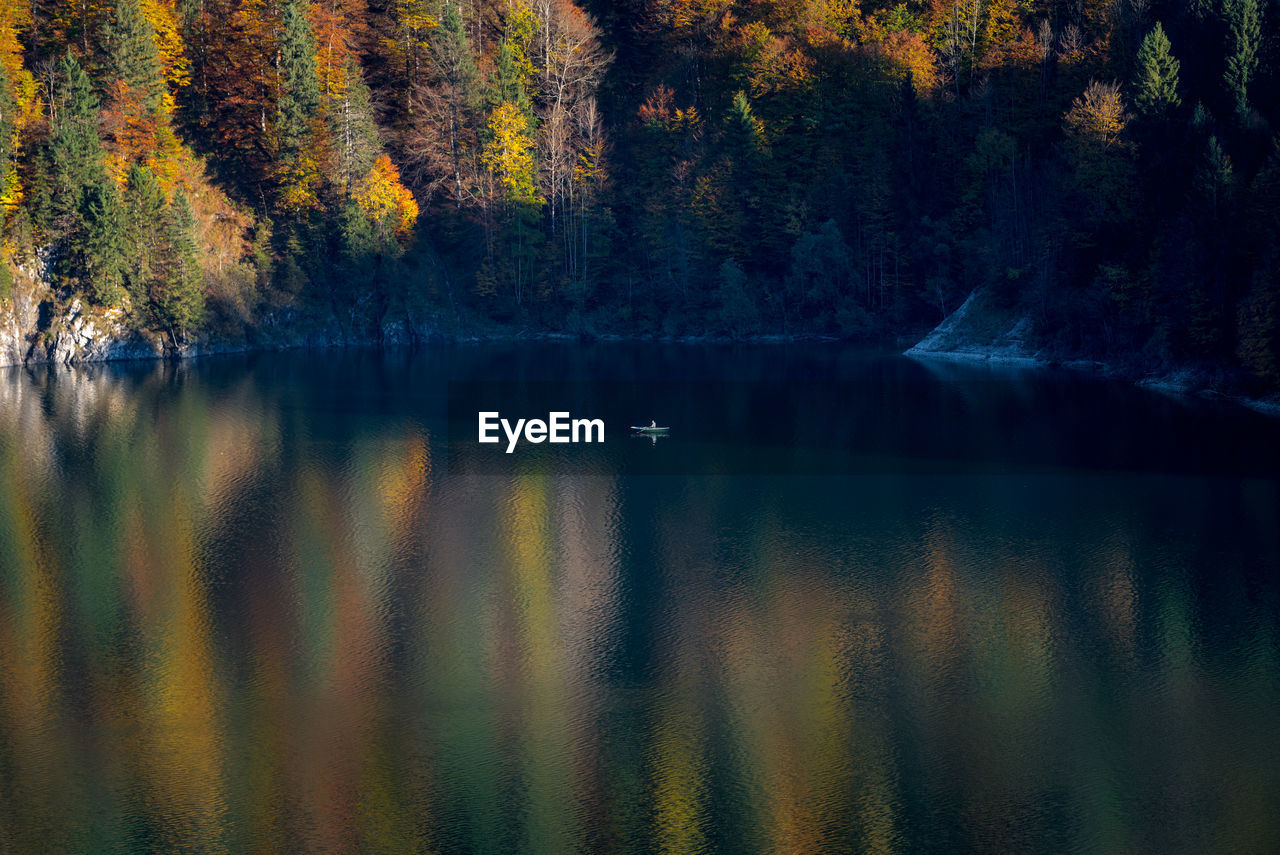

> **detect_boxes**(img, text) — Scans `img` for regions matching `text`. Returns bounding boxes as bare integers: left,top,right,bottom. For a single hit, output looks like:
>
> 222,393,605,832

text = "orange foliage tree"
353,153,419,238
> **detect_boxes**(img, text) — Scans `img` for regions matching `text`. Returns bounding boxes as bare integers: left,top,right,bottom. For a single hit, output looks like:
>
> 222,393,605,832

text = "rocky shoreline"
5,269,1278,418
904,290,1280,418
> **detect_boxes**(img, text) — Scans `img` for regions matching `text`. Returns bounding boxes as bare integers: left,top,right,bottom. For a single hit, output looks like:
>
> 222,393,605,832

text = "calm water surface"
0,344,1278,854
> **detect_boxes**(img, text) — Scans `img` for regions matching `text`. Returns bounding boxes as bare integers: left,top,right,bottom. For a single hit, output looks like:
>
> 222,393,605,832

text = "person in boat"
649,420,656,428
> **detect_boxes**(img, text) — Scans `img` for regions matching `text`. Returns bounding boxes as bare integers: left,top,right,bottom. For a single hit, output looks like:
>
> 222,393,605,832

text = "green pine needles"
1133,23,1180,117
1223,0,1260,116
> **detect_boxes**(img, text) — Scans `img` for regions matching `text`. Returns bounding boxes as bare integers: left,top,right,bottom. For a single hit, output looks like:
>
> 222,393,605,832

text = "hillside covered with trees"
1,0,1279,389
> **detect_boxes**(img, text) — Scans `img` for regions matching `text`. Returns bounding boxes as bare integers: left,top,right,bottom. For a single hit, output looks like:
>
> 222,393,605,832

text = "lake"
1,344,1277,854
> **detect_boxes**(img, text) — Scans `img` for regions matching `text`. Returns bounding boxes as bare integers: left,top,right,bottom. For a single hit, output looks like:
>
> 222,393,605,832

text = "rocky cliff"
904,291,1045,366
0,254,450,368
0,259,168,368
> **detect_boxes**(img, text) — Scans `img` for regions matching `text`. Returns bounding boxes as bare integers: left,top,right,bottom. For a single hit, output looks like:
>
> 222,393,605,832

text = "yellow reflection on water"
2,361,1279,854
1093,535,1138,664
0,438,73,849
719,574,883,855
651,695,711,855
502,471,578,854
134,490,230,852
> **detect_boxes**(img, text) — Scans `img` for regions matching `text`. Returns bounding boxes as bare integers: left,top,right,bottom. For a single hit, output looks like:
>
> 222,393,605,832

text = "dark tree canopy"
0,0,1276,387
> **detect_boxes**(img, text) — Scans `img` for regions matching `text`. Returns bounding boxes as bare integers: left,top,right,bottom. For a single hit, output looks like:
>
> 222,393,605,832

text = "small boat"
630,425,670,434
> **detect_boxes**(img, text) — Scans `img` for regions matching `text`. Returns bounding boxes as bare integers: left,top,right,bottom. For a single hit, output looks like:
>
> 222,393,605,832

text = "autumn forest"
0,0,1279,387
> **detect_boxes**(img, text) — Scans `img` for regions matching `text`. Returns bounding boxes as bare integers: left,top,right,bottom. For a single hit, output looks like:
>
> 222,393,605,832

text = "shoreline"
5,295,1278,419
0,319,852,371
902,289,1280,418
904,344,1280,419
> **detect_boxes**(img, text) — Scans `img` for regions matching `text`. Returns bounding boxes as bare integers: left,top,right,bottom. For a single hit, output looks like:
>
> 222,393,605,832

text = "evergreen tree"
49,54,128,306
713,258,760,337
1198,135,1234,219
488,0,536,115
275,0,321,212
727,91,764,160
50,54,107,218
80,180,128,305
330,58,381,196
1223,0,1260,116
490,38,530,113
101,0,166,114
124,164,166,243
123,163,166,303
338,196,376,292
158,188,204,336
436,3,480,109
1133,23,1180,118
278,0,320,157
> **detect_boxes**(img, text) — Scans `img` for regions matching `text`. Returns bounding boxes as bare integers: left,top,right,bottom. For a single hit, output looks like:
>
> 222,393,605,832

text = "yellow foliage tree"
1063,80,1134,225
0,168,18,217
381,0,437,90
139,0,190,96
883,30,940,92
505,0,538,83
665,0,732,37
482,101,542,206
0,0,38,214
1063,79,1129,151
354,154,419,236
277,156,323,214
0,1,31,84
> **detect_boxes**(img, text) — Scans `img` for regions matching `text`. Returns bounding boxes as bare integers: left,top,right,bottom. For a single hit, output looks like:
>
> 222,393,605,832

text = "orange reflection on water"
718,573,886,855
135,489,230,852
0,443,72,849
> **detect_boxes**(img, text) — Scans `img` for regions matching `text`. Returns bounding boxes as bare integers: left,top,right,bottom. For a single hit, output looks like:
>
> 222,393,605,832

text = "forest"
0,0,1279,389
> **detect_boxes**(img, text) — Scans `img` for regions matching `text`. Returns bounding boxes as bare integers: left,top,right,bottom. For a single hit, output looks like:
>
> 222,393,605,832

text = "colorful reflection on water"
0,347,1277,854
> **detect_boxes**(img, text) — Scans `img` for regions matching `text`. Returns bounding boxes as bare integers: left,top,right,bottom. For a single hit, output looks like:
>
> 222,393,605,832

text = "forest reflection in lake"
0,345,1277,854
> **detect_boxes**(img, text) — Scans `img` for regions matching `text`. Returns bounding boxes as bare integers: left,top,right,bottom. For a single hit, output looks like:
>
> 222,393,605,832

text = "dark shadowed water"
1,344,1278,854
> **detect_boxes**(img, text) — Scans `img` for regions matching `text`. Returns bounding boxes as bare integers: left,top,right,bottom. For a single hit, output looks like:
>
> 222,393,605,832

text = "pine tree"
101,0,166,115
50,54,107,218
276,0,321,212
338,195,375,292
1133,23,1180,118
435,3,480,106
123,163,166,303
1223,0,1260,117
278,0,320,157
434,2,482,142
49,53,128,306
80,179,128,305
727,91,764,159
1198,135,1234,219
158,187,204,336
124,163,166,240
490,38,530,113
330,57,380,197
